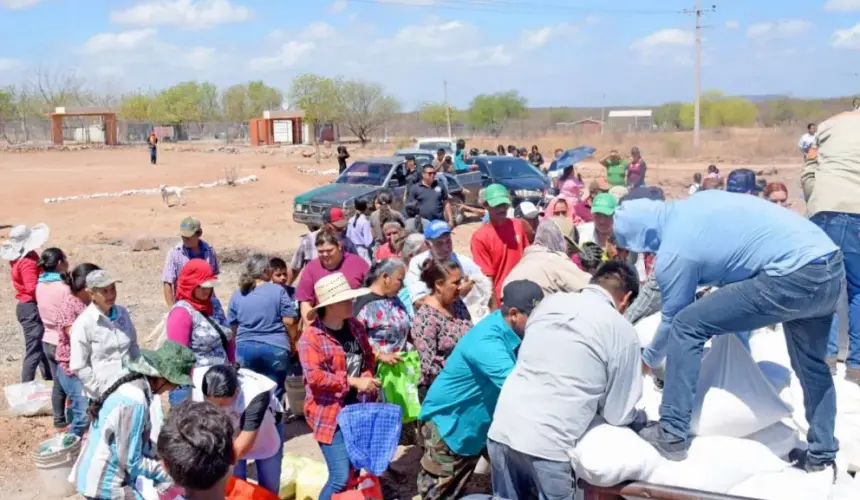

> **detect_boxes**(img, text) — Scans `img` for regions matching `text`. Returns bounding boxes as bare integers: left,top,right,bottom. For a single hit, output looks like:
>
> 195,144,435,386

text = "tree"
418,101,450,134
549,108,573,125
222,81,283,123
246,81,282,118
679,90,758,129
467,90,528,136
152,81,220,131
31,66,86,111
653,102,684,129
119,92,156,121
0,88,13,142
338,79,401,146
288,74,341,162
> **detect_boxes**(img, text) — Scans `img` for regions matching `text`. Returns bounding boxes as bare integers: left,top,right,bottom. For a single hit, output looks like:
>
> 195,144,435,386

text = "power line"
349,0,682,17
684,1,716,150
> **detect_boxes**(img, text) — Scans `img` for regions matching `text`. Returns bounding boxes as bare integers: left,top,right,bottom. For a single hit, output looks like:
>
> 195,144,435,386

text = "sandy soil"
0,144,804,499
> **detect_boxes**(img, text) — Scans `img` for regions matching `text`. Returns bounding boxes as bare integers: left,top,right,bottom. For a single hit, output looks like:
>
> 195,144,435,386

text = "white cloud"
110,0,251,29
377,0,437,4
248,41,315,71
519,22,577,51
725,20,740,30
0,0,42,9
584,15,602,25
746,19,811,39
394,20,466,48
832,23,860,49
630,29,695,66
80,29,159,54
329,0,348,13
824,0,860,11
0,58,21,70
304,22,337,39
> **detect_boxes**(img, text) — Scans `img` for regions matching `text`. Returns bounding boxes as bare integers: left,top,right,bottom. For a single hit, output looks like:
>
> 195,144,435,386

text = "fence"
0,119,251,145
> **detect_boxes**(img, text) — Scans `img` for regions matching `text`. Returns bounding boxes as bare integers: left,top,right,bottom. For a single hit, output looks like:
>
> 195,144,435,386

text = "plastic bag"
5,380,52,417
279,453,313,499
376,351,422,423
462,274,493,323
332,474,383,500
226,477,281,500
337,401,402,476
295,458,330,500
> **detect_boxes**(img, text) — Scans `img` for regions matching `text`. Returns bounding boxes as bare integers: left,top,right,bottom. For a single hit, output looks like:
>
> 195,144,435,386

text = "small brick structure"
50,106,118,146
249,110,305,146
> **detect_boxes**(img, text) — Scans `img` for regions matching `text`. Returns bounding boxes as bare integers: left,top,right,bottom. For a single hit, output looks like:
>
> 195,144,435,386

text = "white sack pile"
43,175,259,204
571,316,860,499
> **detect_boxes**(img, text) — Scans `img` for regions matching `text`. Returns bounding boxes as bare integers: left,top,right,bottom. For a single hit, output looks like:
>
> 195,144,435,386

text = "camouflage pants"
417,420,485,500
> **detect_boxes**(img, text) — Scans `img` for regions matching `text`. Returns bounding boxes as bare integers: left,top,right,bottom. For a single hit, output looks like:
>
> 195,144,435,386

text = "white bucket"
33,435,81,498
285,376,306,417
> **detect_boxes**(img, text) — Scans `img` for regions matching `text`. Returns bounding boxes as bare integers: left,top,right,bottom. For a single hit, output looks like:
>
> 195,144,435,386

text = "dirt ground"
0,144,805,499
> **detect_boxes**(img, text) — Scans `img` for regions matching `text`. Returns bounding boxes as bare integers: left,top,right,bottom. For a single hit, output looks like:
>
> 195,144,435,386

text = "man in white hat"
2,223,51,382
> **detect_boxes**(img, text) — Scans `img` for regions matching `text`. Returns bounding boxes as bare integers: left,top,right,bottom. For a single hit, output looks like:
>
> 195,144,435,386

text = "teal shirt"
419,310,520,456
454,149,470,172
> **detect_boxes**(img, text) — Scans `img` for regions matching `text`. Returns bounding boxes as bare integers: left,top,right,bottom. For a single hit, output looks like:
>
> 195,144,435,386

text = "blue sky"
1,0,860,110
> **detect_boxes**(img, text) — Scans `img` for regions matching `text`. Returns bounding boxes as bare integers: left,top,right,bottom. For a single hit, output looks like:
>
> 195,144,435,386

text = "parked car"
472,155,551,208
414,137,456,154
395,148,435,165
292,156,482,230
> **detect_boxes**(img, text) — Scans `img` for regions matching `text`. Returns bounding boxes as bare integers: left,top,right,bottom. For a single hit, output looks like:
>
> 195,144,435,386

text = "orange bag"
225,477,281,500
331,474,384,500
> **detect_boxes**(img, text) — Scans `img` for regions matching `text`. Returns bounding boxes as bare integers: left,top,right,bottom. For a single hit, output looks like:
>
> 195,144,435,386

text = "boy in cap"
725,168,763,195
471,184,530,305
418,281,545,500
162,217,220,308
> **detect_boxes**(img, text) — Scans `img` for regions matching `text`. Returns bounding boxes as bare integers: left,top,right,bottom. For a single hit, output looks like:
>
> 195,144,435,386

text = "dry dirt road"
0,145,803,499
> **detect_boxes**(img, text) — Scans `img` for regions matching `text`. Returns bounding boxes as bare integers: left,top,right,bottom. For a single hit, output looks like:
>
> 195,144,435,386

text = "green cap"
179,217,201,238
123,341,195,387
483,184,511,207
591,193,618,217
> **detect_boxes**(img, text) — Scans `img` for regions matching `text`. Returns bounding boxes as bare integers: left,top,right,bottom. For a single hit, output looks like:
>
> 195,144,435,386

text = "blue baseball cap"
424,220,452,240
726,169,762,194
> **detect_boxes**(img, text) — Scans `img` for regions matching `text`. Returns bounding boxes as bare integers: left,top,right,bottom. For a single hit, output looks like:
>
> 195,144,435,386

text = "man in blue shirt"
416,280,544,500
613,190,843,472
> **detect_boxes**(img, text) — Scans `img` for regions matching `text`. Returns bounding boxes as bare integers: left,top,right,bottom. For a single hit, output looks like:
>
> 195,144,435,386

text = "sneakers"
846,367,860,387
826,357,838,376
638,422,690,461
788,448,838,483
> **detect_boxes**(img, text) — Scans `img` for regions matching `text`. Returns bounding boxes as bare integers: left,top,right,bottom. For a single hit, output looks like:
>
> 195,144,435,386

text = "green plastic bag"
376,351,422,423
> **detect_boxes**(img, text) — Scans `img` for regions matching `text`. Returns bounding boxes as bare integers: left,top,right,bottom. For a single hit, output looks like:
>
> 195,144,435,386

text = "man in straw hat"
1,223,51,382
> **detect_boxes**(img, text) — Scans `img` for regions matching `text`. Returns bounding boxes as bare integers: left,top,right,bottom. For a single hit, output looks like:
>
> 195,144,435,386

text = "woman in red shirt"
2,224,51,383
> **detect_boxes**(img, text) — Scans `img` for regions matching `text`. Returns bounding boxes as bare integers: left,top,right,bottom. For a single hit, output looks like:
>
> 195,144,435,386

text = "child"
706,164,720,179
158,401,234,500
689,172,703,195
404,202,429,234
269,257,295,301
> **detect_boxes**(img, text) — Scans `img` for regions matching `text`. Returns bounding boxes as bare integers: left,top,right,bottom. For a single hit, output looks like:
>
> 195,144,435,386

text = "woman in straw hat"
297,272,380,500
2,223,51,383
73,341,195,500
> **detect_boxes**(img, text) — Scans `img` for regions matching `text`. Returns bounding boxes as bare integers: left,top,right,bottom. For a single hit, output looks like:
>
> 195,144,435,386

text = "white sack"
691,334,793,438
743,422,799,460
568,418,661,487
645,436,789,493
727,466,835,500
633,312,661,348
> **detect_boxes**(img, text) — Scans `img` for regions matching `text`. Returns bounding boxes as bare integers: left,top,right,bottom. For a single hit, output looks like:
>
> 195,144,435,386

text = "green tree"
0,88,13,142
654,102,684,129
549,108,573,125
222,81,283,123
679,90,758,129
222,84,250,123
119,92,156,121
338,79,401,145
418,101,450,134
246,81,282,117
152,81,220,132
288,74,341,162
467,90,528,136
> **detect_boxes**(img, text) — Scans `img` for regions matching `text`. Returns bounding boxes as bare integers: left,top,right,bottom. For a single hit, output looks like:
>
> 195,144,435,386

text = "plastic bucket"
285,376,306,417
33,435,81,498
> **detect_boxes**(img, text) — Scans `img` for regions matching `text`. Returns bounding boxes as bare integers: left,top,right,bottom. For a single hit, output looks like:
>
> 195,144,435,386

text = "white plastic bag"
743,422,799,460
727,466,834,500
633,312,661,348
569,418,661,487
691,334,792,438
462,274,493,323
4,380,53,417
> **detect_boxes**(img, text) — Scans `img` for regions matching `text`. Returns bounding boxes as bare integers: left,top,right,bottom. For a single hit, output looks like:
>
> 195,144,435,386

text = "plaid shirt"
290,230,357,271
298,318,376,444
624,272,662,325
161,240,220,286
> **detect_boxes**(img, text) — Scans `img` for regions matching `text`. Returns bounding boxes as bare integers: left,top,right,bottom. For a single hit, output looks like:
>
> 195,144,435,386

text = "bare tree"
31,65,87,111
338,79,401,146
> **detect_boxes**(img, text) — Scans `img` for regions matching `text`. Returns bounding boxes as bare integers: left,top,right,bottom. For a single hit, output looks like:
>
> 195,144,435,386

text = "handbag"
375,351,422,423
331,474,384,500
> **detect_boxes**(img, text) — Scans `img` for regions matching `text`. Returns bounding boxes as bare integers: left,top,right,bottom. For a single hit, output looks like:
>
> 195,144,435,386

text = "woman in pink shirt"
55,262,100,436
35,248,71,431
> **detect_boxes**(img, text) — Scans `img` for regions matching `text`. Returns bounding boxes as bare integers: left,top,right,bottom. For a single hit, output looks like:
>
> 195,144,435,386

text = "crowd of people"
3,111,858,500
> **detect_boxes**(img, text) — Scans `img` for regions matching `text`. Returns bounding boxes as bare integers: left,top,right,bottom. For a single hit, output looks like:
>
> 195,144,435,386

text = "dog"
159,184,185,207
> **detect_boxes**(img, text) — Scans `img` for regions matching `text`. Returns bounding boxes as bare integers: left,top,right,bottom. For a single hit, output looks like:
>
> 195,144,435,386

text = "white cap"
518,201,541,219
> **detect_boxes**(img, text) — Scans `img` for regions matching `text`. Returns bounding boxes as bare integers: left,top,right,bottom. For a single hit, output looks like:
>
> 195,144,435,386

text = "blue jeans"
318,429,352,500
168,385,191,407
149,146,157,164
237,340,289,402
56,369,89,437
815,212,860,370
233,422,284,495
487,439,574,500
660,253,844,467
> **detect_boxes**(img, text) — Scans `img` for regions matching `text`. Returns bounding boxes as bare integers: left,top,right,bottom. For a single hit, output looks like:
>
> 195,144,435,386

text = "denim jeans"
17,301,50,383
814,212,860,370
149,146,157,164
660,253,844,467
318,428,352,500
233,422,284,495
56,368,89,437
487,439,574,500
42,343,68,428
237,340,289,402
168,385,191,407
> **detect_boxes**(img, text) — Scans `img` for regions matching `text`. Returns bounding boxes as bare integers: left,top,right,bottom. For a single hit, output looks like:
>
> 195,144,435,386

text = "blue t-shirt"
227,282,297,350
454,149,469,172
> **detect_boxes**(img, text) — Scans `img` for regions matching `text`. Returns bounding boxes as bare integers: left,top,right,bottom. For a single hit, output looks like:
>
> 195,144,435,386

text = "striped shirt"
161,240,220,287
74,377,171,499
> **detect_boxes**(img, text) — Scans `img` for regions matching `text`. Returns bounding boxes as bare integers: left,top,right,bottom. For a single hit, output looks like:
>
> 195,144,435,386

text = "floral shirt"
411,298,472,387
354,294,411,354
55,294,87,375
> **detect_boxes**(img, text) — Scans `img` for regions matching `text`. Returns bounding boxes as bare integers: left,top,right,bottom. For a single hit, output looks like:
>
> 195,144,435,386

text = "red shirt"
295,253,370,306
375,243,396,261
573,202,594,225
10,251,40,303
471,218,530,304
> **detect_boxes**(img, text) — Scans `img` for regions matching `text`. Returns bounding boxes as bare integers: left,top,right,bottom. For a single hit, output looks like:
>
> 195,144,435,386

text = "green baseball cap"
483,184,511,207
591,193,618,217
123,341,195,387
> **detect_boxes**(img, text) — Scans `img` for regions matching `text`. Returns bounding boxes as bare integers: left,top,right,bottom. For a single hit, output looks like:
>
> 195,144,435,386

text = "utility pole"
684,2,716,149
600,92,606,135
444,80,452,138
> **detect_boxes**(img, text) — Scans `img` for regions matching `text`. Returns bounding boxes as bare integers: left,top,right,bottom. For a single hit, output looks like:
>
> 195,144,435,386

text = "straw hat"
0,223,49,261
312,272,369,310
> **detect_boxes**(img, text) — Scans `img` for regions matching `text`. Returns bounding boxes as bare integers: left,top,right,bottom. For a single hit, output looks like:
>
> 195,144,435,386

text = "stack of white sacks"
569,313,859,500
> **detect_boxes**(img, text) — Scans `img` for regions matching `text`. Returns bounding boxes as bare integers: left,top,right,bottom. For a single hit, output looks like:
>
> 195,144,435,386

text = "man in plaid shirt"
161,217,220,307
